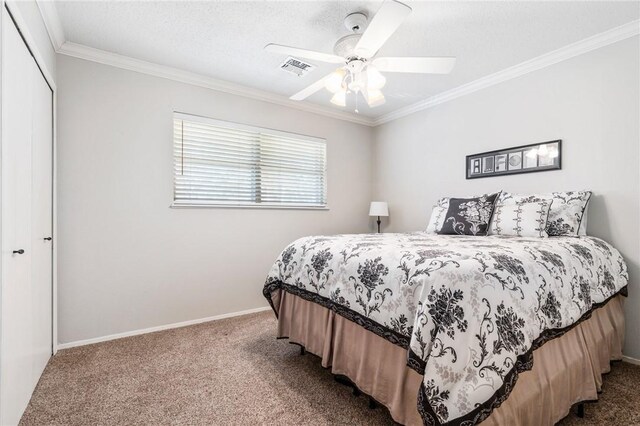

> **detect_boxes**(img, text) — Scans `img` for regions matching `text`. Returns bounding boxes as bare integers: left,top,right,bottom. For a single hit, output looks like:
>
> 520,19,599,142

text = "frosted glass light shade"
325,69,345,93
366,89,386,107
369,201,389,217
330,90,347,107
367,66,386,90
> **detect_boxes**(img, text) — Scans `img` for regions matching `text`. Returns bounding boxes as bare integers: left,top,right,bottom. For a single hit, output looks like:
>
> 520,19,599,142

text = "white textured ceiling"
54,1,640,118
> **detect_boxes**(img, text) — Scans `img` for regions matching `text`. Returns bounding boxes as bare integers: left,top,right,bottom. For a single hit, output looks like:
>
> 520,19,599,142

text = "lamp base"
377,216,381,234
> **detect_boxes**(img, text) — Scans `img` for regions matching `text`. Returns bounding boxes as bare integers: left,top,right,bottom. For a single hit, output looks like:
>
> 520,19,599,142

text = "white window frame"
171,112,328,210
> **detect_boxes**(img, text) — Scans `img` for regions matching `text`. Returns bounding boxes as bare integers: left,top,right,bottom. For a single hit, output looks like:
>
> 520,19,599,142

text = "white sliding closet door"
30,35,54,385
1,11,54,425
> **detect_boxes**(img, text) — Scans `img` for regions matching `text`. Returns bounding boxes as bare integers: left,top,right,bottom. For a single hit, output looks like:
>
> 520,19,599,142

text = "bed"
263,232,628,425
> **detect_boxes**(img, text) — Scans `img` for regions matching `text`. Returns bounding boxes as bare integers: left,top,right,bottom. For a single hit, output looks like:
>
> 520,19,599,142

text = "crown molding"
36,0,373,126
373,19,640,126
57,42,375,127
35,0,65,51
36,1,638,128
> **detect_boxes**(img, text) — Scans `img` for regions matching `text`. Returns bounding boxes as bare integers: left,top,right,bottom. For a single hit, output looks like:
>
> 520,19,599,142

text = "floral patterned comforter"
263,233,628,426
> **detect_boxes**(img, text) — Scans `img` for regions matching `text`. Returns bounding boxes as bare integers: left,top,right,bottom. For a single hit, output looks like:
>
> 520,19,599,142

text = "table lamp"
369,201,389,233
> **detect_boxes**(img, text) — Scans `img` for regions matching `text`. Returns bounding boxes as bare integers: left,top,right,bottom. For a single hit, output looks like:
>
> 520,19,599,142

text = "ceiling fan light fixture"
330,89,347,107
266,0,456,112
367,88,386,107
367,66,386,90
325,69,346,93
348,71,367,93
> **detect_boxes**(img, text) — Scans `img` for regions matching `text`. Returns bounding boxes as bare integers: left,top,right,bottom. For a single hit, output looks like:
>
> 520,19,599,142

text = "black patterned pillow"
438,193,500,236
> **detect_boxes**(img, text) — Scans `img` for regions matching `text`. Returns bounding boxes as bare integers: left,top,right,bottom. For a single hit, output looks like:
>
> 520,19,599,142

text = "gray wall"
57,36,640,357
56,55,374,344
373,36,640,358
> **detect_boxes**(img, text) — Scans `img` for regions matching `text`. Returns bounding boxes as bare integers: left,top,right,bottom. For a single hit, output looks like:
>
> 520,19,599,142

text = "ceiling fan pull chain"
355,91,359,114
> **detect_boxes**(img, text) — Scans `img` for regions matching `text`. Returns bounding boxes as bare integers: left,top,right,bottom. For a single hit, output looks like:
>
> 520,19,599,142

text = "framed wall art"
466,140,562,179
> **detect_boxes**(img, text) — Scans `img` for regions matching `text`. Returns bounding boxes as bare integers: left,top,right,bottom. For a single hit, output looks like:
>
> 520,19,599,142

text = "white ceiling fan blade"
354,0,412,59
290,73,334,101
372,57,456,74
265,44,345,64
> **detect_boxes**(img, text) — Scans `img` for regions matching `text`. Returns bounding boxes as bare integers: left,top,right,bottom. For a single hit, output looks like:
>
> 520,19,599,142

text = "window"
173,113,327,208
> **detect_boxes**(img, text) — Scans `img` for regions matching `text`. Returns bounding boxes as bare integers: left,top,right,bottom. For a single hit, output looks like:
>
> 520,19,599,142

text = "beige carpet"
20,311,640,425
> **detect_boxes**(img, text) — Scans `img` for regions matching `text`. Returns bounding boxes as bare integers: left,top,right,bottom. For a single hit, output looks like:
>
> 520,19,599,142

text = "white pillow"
426,197,449,234
493,191,591,237
490,194,553,237
577,197,590,236
546,191,592,237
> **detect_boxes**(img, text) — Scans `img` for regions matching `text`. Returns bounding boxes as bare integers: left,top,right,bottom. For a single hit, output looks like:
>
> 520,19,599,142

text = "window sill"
170,202,329,211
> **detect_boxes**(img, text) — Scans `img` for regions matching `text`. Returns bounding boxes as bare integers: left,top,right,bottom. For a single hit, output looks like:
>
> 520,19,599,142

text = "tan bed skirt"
273,290,625,425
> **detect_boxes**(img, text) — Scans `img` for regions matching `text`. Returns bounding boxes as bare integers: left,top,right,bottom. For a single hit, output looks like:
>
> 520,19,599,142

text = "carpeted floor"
20,311,640,425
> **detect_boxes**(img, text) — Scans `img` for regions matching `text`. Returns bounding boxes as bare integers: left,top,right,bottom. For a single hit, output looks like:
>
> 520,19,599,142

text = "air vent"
279,57,315,77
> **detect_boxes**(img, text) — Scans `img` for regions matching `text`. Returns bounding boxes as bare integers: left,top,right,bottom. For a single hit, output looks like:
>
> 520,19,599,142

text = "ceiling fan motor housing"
334,34,362,58
334,12,368,58
344,12,368,32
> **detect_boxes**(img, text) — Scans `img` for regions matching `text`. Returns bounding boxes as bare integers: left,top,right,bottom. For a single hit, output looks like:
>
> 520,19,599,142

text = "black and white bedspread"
263,233,628,426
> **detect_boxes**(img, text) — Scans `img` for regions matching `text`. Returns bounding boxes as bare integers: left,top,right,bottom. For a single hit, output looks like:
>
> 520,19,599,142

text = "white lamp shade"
369,201,389,217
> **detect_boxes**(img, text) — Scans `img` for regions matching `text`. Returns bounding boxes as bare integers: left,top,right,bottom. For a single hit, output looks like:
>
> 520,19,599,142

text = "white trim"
4,0,56,91
35,0,64,51
36,0,639,128
373,19,640,126
0,4,4,421
173,110,326,143
170,202,329,210
57,306,272,350
57,41,375,127
52,90,58,355
623,355,640,366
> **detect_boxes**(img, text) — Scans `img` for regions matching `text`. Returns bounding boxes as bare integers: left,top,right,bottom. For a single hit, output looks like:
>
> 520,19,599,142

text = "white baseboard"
56,306,272,350
56,313,640,365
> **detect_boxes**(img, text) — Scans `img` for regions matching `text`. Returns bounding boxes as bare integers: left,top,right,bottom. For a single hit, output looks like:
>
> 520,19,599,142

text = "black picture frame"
466,140,562,179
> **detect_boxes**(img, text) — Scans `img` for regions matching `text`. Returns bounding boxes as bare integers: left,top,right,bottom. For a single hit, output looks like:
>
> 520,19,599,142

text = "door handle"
12,249,25,255
43,237,52,241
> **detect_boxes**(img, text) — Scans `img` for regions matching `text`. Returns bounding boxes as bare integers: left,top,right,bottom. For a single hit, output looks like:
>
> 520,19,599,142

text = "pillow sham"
438,193,500,236
546,191,592,237
425,197,449,234
577,196,590,236
495,191,591,237
490,194,553,237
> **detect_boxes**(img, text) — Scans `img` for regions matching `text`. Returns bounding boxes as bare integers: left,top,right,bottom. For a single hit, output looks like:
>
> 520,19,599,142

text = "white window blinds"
173,113,327,208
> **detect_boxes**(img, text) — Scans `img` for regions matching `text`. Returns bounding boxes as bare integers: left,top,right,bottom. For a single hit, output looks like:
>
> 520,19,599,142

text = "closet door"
30,41,54,384
1,11,53,425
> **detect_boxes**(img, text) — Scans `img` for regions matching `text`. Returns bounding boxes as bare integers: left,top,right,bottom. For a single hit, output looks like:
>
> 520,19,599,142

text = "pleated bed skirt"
273,290,625,425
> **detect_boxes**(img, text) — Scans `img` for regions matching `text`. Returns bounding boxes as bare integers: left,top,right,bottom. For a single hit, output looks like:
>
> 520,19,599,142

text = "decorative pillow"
490,194,553,237
577,197,590,236
438,193,500,236
425,197,449,234
546,191,592,237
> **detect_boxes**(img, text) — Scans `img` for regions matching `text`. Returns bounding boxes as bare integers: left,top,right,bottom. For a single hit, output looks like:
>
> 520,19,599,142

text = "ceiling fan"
265,0,456,111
